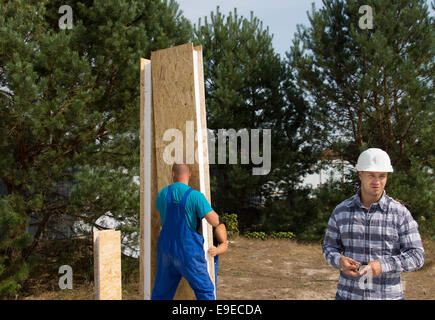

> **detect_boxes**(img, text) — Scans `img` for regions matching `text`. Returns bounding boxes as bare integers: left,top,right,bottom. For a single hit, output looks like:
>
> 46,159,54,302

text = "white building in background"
300,150,354,189
90,214,139,258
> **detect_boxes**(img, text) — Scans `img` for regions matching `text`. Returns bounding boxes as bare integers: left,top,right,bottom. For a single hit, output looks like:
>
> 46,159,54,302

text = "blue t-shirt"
156,182,213,231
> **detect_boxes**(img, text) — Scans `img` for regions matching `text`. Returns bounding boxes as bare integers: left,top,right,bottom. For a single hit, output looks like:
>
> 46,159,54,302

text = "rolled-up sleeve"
322,211,344,270
379,209,425,273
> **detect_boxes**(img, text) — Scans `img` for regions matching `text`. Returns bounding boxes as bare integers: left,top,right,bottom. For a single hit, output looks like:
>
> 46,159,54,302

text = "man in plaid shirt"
322,148,425,300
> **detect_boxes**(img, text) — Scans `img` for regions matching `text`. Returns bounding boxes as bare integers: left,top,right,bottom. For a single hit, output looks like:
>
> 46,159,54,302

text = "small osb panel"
150,43,214,299
93,230,122,300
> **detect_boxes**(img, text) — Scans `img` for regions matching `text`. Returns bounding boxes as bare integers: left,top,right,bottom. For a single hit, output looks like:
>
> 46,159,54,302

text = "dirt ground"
21,237,434,300
216,237,435,300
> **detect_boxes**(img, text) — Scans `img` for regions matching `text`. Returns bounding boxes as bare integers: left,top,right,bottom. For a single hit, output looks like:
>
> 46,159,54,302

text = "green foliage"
194,7,318,228
297,181,356,241
269,232,295,240
0,0,192,297
418,215,435,240
244,231,268,241
385,166,434,237
244,231,295,240
20,236,139,298
250,181,356,241
221,213,239,235
289,0,434,238
0,197,33,296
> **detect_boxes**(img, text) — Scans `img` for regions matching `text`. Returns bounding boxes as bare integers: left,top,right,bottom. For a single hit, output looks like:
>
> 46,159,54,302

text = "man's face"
358,171,388,199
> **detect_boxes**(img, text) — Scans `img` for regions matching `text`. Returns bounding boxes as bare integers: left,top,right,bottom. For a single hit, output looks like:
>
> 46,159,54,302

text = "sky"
177,0,325,57
177,0,434,58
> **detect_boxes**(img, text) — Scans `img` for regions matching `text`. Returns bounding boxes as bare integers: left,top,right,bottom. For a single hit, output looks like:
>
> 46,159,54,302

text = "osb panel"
150,130,160,298
151,43,199,192
193,46,211,203
93,231,99,299
149,65,160,298
150,43,214,299
194,45,215,288
93,230,122,300
139,58,146,299
140,58,160,299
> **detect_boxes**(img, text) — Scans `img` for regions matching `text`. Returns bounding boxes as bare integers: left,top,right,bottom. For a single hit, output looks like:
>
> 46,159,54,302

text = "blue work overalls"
151,185,215,300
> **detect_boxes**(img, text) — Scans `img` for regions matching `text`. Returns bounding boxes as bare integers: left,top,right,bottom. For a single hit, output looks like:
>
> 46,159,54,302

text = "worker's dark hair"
172,163,190,175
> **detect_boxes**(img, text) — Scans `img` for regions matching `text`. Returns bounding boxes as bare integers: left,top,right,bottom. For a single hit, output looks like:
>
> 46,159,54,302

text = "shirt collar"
172,181,189,187
353,189,388,212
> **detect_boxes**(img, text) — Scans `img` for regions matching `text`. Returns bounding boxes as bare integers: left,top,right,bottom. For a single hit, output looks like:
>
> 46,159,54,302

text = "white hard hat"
355,148,394,172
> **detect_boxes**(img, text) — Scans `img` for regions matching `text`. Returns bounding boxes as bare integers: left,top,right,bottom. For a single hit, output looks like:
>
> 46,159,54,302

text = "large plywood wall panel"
141,43,214,299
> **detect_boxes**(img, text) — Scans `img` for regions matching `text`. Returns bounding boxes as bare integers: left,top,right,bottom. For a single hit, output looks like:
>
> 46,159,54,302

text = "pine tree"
0,0,192,296
194,8,317,230
289,0,434,231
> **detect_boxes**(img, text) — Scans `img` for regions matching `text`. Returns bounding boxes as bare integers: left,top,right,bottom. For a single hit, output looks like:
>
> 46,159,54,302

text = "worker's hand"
339,256,362,277
359,260,382,277
217,241,228,255
208,246,218,257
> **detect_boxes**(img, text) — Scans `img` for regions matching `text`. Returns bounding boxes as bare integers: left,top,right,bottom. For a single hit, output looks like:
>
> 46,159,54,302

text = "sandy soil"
21,237,434,300
216,237,435,300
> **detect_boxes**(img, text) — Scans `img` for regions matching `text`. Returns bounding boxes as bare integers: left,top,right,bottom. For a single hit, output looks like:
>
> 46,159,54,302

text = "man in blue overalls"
151,163,221,300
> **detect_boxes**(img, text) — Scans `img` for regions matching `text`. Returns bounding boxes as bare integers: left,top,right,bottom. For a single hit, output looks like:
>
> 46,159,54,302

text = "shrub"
269,232,295,240
244,231,295,240
244,231,268,240
221,213,239,237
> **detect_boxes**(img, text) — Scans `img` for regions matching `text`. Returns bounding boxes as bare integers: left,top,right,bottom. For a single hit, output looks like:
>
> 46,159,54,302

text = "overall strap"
166,185,173,206
180,188,193,208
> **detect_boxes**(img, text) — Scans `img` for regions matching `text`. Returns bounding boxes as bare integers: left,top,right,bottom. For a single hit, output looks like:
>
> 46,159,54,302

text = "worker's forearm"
323,214,343,270
322,245,342,270
379,211,426,274
215,224,227,243
379,247,425,273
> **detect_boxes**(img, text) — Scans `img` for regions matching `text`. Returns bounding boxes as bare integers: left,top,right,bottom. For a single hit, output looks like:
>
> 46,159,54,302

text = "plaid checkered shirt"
322,190,425,300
